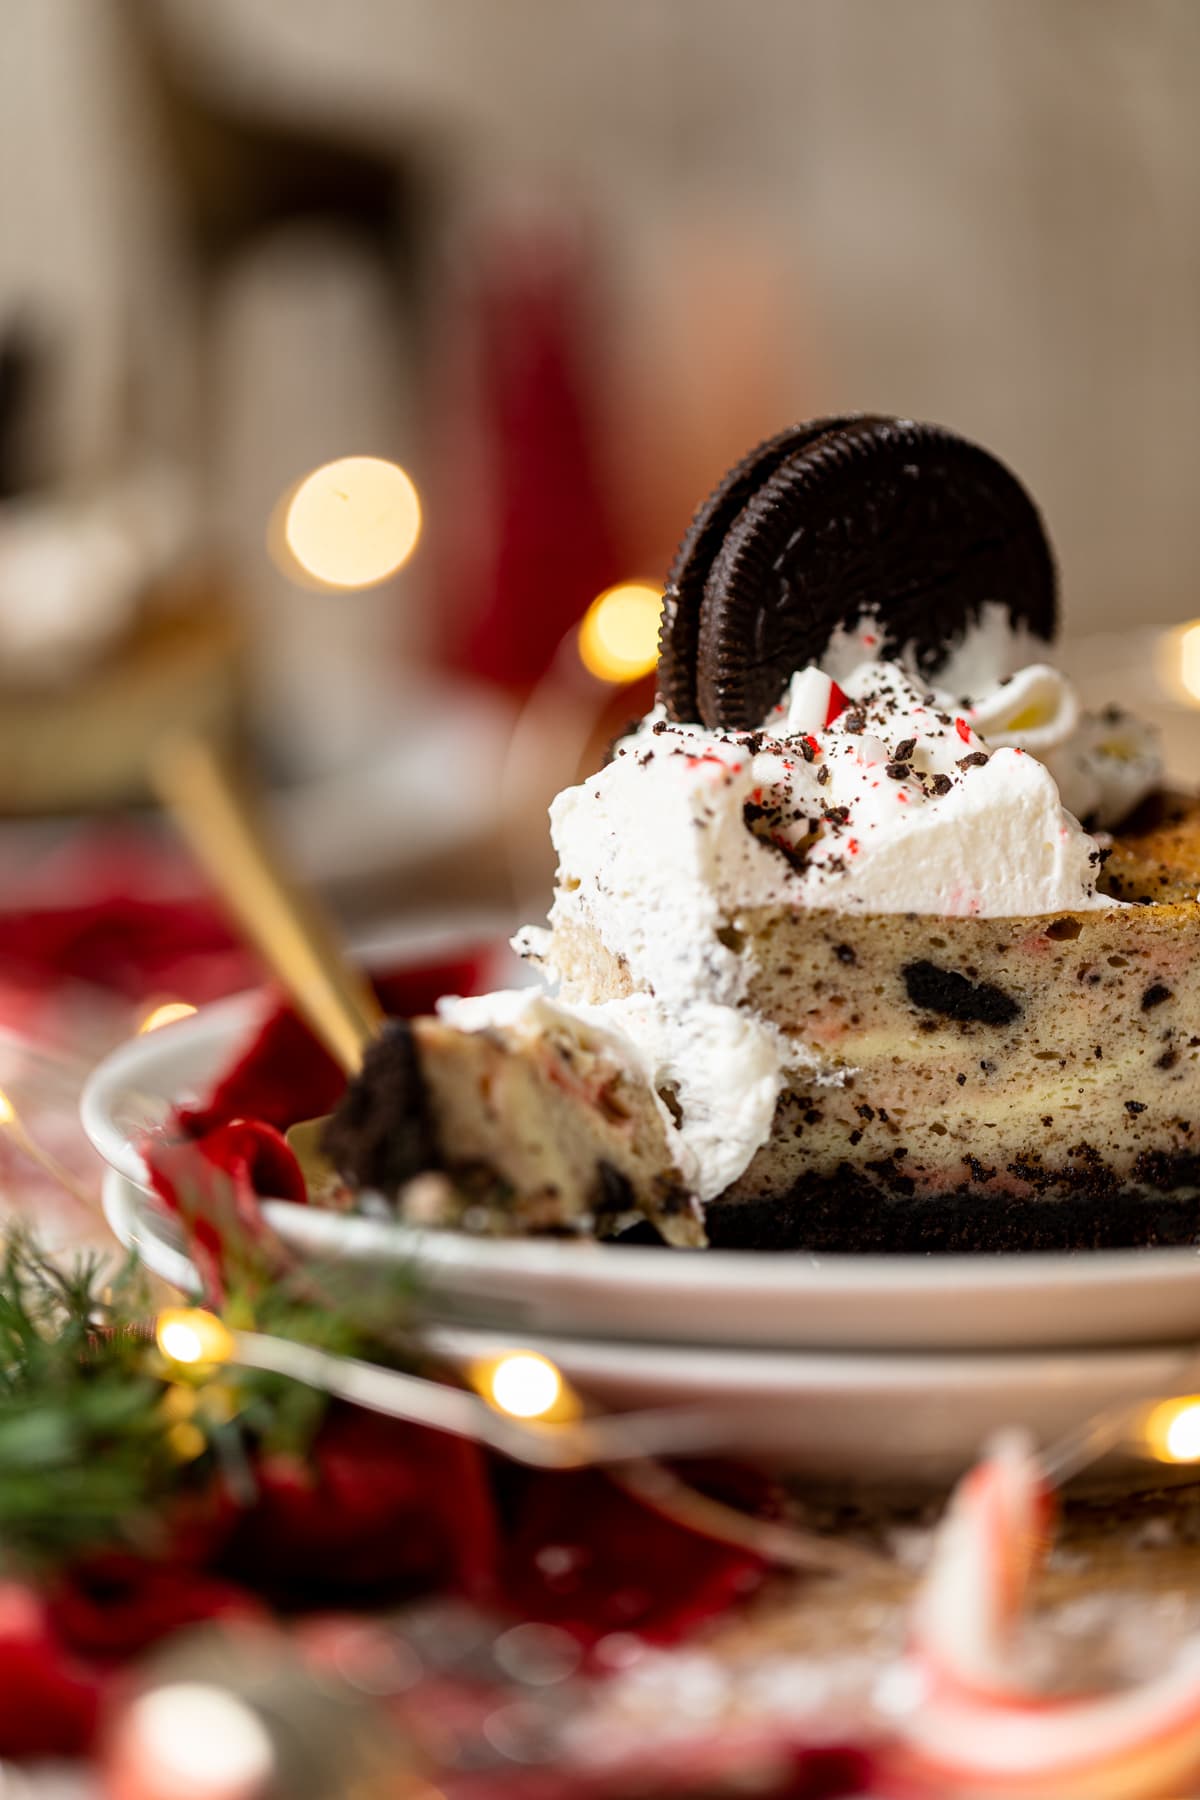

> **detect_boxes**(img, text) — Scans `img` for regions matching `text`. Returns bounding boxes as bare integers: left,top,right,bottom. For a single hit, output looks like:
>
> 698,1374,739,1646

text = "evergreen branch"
0,1220,429,1576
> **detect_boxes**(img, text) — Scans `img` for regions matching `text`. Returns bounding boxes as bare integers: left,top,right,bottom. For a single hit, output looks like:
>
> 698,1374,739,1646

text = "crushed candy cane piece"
881,1435,1200,1799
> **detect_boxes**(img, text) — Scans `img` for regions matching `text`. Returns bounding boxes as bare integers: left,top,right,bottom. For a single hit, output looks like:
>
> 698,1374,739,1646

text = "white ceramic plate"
100,1168,1194,1486
81,970,1200,1355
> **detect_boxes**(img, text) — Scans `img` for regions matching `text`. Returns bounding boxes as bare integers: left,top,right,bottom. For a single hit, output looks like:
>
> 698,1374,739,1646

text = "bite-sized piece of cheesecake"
323,999,704,1247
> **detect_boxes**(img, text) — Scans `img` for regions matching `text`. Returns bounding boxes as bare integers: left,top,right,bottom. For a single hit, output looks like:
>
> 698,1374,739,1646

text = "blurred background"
2,0,1200,1074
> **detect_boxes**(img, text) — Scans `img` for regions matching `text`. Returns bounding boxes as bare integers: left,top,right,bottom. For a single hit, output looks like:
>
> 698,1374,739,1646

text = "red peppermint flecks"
685,752,731,773
805,734,822,759
955,717,973,744
825,682,851,726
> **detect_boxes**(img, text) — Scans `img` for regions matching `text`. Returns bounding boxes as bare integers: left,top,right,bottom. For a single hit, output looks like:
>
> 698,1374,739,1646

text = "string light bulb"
473,1351,577,1423
156,1309,235,1369
578,581,663,684
1145,1395,1200,1463
139,1000,199,1034
276,455,421,590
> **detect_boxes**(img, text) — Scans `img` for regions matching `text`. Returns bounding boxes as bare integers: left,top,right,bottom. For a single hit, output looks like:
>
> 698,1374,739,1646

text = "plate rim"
99,1168,1200,1392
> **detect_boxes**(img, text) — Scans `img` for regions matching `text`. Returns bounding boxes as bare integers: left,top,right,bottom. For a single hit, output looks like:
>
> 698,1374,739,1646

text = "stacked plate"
82,944,1200,1488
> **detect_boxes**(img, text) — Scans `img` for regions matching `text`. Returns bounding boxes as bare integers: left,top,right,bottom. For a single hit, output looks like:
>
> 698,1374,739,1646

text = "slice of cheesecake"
323,416,1200,1254
323,796,1200,1254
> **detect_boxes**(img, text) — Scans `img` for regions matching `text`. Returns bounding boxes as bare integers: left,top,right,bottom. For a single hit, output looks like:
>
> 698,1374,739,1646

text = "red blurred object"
0,829,256,1051
219,1406,497,1609
0,828,489,1048
48,1553,264,1664
146,1117,306,1301
437,1745,874,1800
0,893,251,1008
179,958,491,1139
435,213,624,691
0,1584,101,1759
494,1461,774,1646
0,829,255,1007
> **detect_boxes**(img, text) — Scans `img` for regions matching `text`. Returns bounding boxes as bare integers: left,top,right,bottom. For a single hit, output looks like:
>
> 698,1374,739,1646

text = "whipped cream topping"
548,652,1153,950
794,602,1161,834
538,657,1109,1128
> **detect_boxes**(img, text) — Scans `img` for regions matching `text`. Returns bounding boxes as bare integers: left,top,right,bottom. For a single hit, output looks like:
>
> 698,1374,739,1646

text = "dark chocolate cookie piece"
322,1019,438,1201
695,417,1057,731
657,414,879,723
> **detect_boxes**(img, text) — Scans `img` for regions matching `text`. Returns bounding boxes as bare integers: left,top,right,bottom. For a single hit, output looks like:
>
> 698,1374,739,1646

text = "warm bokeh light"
156,1308,235,1368
139,1000,199,1034
578,580,663,683
0,1089,15,1128
1157,618,1200,706
165,1421,207,1464
478,1351,566,1420
120,1682,274,1796
1179,622,1200,703
1145,1395,1200,1462
280,455,421,589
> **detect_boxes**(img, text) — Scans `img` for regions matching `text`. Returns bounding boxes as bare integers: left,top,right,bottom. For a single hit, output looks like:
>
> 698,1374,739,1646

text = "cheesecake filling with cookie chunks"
328,416,1200,1250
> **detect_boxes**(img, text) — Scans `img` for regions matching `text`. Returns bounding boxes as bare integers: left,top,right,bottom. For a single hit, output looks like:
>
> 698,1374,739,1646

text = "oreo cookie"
658,415,877,724
659,416,1057,732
